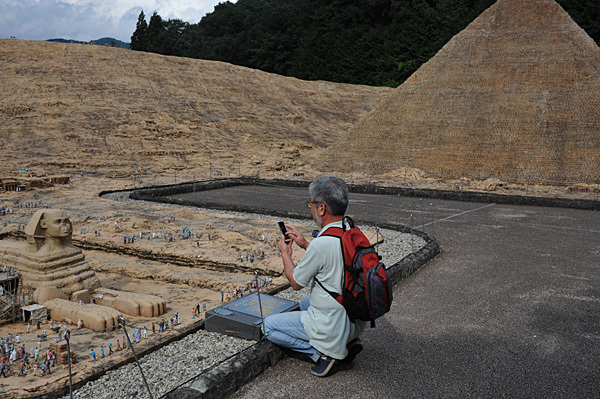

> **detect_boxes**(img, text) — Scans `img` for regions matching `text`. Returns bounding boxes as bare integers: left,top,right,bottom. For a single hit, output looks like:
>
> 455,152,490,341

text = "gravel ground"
59,192,425,398
60,330,255,399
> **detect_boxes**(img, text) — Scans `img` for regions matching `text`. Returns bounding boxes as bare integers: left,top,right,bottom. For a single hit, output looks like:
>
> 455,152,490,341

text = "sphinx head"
40,211,72,238
25,209,74,252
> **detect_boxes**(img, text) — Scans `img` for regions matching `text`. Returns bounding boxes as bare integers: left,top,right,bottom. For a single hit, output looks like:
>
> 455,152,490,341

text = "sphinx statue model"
0,209,166,330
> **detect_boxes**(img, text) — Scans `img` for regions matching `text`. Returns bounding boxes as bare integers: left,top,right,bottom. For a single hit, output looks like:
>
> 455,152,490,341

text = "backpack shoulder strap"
314,277,339,299
314,225,345,299
320,226,343,239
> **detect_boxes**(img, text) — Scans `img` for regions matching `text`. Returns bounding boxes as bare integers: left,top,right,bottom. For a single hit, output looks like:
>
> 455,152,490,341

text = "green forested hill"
130,0,599,87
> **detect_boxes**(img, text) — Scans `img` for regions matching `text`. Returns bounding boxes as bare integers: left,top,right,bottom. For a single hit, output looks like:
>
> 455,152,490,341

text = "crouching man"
263,176,365,377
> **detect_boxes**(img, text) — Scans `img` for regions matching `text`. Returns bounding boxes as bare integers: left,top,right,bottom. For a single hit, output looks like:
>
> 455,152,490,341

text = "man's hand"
278,230,293,256
284,224,309,250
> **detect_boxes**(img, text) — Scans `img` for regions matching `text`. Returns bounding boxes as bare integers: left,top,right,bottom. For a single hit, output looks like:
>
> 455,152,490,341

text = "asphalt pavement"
180,184,600,399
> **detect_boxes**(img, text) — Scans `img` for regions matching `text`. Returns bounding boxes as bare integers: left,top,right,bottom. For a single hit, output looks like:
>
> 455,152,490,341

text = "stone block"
72,289,91,303
34,287,68,303
45,298,121,332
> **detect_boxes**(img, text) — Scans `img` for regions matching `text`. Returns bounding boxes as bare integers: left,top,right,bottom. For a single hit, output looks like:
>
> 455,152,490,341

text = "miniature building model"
21,304,48,322
0,178,20,192
0,272,20,322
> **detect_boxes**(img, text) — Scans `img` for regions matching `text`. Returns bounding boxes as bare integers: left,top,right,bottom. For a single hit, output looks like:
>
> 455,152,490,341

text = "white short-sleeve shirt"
293,221,363,359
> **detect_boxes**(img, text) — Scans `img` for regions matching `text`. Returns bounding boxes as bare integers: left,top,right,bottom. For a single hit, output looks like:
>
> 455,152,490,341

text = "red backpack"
316,216,393,327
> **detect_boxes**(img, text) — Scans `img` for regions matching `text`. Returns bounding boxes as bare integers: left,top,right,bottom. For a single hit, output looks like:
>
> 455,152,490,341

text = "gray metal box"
205,293,299,341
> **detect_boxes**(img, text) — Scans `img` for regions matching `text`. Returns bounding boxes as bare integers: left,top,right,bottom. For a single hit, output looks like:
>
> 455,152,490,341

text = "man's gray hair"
309,177,348,216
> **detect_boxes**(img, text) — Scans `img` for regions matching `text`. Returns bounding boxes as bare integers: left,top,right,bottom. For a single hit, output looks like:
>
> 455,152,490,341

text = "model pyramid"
324,0,600,183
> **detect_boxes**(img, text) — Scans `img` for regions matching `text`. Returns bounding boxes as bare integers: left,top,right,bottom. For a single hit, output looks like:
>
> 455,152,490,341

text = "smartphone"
277,220,291,244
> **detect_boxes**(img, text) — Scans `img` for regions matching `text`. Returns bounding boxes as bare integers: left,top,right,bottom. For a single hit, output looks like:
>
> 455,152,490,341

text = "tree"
146,12,165,53
131,11,148,51
129,0,598,87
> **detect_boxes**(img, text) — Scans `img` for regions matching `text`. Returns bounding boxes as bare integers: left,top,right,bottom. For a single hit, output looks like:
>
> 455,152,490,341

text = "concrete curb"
163,228,440,399
100,178,447,399
164,341,285,399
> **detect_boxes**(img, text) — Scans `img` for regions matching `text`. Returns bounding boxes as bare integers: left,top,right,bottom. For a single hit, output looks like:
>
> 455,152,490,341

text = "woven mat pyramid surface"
325,0,600,183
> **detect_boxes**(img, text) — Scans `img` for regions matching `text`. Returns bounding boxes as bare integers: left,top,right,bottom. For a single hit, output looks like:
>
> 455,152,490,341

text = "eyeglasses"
306,200,325,209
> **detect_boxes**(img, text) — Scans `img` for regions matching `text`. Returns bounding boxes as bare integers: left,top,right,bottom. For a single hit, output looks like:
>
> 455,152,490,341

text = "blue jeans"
263,297,321,362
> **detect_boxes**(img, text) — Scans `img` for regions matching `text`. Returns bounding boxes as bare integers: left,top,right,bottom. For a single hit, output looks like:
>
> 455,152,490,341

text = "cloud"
59,0,212,22
0,0,234,43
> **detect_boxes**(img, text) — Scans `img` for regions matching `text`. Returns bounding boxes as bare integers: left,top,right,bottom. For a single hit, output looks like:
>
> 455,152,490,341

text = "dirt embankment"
0,39,392,181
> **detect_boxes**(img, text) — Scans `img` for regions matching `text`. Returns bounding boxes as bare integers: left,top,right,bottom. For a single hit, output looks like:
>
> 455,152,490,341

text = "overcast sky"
0,0,235,43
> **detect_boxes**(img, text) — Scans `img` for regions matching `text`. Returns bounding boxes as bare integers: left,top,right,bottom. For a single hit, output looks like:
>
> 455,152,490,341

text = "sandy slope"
0,39,392,179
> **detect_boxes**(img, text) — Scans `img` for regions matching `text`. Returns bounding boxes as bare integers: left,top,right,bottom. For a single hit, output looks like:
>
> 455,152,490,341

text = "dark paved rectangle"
184,183,600,399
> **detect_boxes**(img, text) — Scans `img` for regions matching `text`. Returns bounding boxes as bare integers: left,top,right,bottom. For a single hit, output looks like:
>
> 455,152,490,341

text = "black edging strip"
100,177,600,211
157,221,439,399
160,236,440,399
127,179,439,399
